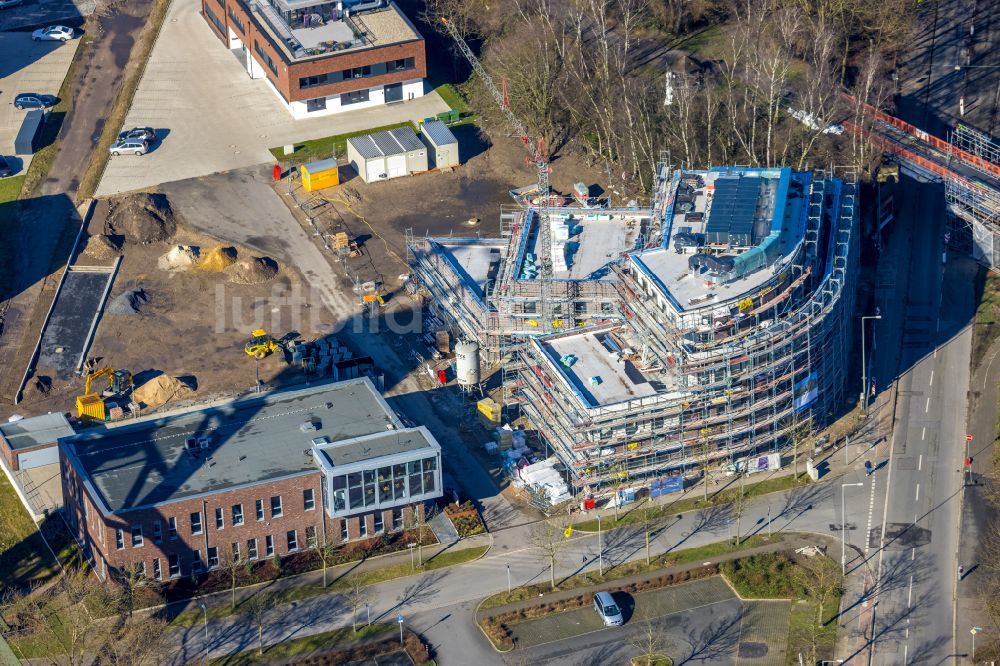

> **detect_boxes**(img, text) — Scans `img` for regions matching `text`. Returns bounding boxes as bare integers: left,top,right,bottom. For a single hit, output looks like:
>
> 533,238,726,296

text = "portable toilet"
420,120,459,170
300,158,339,192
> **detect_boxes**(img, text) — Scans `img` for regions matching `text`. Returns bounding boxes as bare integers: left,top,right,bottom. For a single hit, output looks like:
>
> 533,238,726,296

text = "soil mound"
198,246,238,272
225,256,279,284
107,288,150,315
133,374,195,409
104,192,178,245
82,234,121,261
25,376,52,400
158,245,199,272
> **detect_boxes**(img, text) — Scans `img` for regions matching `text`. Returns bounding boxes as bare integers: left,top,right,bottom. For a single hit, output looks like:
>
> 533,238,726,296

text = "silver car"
109,139,148,156
593,591,624,626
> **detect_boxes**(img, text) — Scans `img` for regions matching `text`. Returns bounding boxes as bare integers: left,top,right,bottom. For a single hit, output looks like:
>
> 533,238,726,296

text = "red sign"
272,164,281,181
965,435,974,441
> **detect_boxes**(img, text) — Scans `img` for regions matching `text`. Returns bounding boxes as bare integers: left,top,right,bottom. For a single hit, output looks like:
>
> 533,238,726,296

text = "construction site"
410,164,860,493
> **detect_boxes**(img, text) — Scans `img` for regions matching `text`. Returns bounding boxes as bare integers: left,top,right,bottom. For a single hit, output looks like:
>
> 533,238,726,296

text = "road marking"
866,476,878,556
911,547,916,561
915,484,920,502
908,575,914,608
918,454,923,471
925,397,931,412
929,370,934,386
921,427,926,441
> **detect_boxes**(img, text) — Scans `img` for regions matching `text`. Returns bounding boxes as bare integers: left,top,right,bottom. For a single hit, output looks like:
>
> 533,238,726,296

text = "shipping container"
300,158,339,192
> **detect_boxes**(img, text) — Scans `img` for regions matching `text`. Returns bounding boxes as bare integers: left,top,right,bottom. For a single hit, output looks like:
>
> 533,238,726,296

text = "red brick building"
201,0,427,118
59,378,442,582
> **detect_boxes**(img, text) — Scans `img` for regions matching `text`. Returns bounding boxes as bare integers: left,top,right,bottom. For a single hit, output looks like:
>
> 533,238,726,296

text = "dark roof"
420,120,457,148
0,413,75,451
317,428,437,468
348,126,423,160
705,176,761,244
62,378,402,513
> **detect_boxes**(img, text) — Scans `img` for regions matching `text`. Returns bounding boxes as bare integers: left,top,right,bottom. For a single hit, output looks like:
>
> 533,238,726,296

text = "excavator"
76,367,133,420
244,329,282,359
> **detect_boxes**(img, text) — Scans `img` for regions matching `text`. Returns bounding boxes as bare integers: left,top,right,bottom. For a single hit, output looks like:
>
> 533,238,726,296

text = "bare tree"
314,538,339,588
217,543,247,610
731,472,750,545
530,517,570,590
794,555,843,665
347,576,368,633
414,502,437,568
113,561,156,619
102,615,170,666
242,592,275,656
630,613,672,666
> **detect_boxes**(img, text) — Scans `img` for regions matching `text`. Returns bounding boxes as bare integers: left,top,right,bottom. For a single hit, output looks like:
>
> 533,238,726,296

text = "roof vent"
300,420,319,432
311,436,330,446
198,436,211,449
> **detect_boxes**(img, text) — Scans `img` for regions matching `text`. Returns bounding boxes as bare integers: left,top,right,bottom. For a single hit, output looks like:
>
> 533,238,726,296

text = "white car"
109,139,148,156
32,26,74,42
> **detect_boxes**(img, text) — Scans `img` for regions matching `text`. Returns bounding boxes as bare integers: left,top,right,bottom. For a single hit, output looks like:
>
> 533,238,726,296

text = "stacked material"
515,458,572,504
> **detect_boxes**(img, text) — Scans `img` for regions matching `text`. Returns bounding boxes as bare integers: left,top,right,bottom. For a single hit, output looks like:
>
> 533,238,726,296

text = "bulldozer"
76,367,133,420
244,329,282,359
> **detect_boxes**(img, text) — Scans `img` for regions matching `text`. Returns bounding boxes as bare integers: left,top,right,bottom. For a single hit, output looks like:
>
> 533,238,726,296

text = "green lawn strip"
170,545,488,628
433,83,469,114
0,175,25,204
269,120,417,165
6,606,70,660
209,623,393,665
574,474,811,533
0,470,59,589
77,0,172,201
973,272,1000,369
479,534,783,611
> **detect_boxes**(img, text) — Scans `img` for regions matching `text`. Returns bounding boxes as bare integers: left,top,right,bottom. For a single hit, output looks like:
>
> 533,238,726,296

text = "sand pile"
225,256,279,284
108,288,150,315
198,245,238,272
83,234,121,261
104,192,178,245
133,374,195,409
158,245,199,272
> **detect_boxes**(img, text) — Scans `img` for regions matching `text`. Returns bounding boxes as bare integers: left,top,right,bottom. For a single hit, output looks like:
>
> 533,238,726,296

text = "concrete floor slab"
0,32,79,175
95,0,448,196
37,267,116,380
18,462,63,516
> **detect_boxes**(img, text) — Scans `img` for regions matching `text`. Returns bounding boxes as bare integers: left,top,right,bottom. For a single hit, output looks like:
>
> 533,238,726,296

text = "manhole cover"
738,642,768,658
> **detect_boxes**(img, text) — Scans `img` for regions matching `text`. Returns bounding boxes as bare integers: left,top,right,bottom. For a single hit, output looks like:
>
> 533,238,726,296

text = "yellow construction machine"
76,367,134,420
244,329,282,359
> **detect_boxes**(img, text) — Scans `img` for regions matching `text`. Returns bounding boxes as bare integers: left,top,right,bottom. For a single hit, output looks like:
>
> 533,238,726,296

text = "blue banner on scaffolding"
649,476,684,498
793,372,818,411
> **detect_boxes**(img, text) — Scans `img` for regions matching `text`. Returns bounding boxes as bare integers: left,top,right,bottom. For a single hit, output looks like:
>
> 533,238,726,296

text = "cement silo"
455,339,481,387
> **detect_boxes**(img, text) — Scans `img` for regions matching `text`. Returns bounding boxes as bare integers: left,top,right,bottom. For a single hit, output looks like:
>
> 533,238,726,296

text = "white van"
593,591,624,626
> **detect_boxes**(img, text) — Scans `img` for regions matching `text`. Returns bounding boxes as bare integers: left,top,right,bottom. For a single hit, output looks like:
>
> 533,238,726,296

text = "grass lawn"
480,534,783,610
574,473,811,533
269,120,417,165
433,83,469,114
171,545,489,627
0,470,59,589
209,623,393,665
973,271,1000,370
0,174,25,204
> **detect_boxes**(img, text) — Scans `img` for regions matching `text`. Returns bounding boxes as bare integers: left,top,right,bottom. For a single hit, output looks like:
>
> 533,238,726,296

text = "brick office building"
201,0,427,118
59,378,442,582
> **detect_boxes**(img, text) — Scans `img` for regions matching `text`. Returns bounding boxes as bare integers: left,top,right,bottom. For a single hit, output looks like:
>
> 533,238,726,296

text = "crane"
439,17,555,331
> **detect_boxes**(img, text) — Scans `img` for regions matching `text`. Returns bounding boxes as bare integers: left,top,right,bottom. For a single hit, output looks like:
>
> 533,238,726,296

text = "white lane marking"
911,547,916,561
929,370,934,386
915,484,920,501
925,397,931,412
865,476,878,556
918,454,923,471
908,575,914,608
921,427,926,441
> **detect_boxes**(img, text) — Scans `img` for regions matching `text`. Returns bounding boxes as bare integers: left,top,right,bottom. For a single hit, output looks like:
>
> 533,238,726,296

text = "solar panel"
705,176,761,246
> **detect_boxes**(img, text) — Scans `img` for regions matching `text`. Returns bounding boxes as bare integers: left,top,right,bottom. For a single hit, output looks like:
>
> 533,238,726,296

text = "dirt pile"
83,234,122,261
104,192,178,245
24,376,52,400
158,245,199,272
108,288,150,315
133,374,195,409
225,256,279,284
198,246,238,272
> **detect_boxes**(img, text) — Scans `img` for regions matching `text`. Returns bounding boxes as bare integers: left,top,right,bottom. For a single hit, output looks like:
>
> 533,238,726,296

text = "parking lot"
0,32,79,176
95,0,449,196
0,0,94,32
506,577,791,665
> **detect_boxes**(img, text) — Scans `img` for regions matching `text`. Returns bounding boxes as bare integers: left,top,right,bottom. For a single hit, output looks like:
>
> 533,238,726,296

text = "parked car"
117,127,157,142
0,0,24,10
593,591,624,626
32,25,74,41
0,156,13,178
14,93,57,110
109,139,148,156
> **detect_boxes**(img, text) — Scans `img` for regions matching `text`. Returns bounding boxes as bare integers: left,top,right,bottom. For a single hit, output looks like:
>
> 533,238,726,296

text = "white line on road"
915,484,920,501
929,369,934,386
925,397,931,412
921,427,926,441
911,547,916,561
908,575,914,608
918,454,923,471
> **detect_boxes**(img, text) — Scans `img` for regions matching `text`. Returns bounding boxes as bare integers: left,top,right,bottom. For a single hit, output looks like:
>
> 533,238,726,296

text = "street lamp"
860,315,881,415
841,482,864,575
597,513,604,576
506,563,511,594
199,602,209,660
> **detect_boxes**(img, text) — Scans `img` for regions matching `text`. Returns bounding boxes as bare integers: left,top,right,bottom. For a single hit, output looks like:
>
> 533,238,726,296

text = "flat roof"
349,126,423,160
519,210,643,281
438,240,504,299
420,120,456,148
632,167,808,312
1,413,75,451
537,329,658,408
317,427,437,468
62,378,402,513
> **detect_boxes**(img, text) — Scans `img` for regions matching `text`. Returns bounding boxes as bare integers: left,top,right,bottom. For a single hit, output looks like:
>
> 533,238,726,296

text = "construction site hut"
300,158,340,192
419,120,459,169
346,126,428,183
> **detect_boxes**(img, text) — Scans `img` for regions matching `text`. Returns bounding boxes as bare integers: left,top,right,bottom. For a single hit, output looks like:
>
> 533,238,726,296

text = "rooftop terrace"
63,378,402,513
518,210,643,281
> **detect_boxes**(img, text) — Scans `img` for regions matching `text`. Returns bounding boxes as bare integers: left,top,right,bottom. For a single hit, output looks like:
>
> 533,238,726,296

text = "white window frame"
286,529,298,552
153,520,163,544
303,488,315,511
168,554,180,578
265,534,274,556
168,516,178,540
215,507,224,530
152,558,162,580
131,525,143,548
207,547,219,569
270,495,283,518
115,528,124,550
256,499,265,521
232,504,244,526
247,538,258,560
191,512,203,535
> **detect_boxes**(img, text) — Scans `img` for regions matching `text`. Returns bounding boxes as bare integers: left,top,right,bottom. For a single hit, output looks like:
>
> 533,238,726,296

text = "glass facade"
320,453,440,518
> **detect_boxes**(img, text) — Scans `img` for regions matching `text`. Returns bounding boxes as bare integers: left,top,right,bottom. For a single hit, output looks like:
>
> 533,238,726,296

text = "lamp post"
506,563,511,594
597,513,604,576
971,626,983,662
767,505,771,538
407,543,416,571
199,602,209,661
841,482,864,575
861,315,881,415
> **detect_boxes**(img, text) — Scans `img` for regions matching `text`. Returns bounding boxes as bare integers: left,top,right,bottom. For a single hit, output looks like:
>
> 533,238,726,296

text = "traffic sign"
397,614,405,624
966,435,974,441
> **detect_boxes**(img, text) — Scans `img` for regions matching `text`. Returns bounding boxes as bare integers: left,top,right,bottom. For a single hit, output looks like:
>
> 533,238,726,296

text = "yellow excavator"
76,367,133,420
244,329,282,359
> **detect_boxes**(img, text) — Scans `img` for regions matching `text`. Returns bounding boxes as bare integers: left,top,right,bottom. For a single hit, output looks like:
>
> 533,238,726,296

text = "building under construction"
409,165,859,492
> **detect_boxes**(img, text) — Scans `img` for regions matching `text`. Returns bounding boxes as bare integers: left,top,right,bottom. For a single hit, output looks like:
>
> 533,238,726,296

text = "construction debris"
25,376,52,400
198,245,238,272
158,245,199,272
82,234,122,261
107,288,150,316
224,256,279,284
103,192,178,245
133,374,195,409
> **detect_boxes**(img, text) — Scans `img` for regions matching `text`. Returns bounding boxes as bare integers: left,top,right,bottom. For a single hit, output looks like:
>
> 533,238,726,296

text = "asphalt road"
866,174,976,665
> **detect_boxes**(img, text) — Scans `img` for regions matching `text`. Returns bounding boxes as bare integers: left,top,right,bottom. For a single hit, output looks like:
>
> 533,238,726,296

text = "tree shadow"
676,603,747,664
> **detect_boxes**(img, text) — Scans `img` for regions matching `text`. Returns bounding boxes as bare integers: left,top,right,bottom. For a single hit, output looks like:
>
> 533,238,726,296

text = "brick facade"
201,0,426,104
61,449,421,581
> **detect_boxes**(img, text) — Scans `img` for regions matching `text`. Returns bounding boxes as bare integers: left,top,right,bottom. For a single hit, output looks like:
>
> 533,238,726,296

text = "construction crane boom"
440,17,555,330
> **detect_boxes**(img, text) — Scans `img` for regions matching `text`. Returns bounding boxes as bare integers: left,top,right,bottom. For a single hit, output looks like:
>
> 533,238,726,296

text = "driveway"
0,0,94,32
0,32,78,174
95,0,448,196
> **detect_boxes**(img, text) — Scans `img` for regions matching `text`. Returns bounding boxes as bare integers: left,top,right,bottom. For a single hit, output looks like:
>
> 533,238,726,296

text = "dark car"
14,93,57,110
117,127,157,142
0,156,13,178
